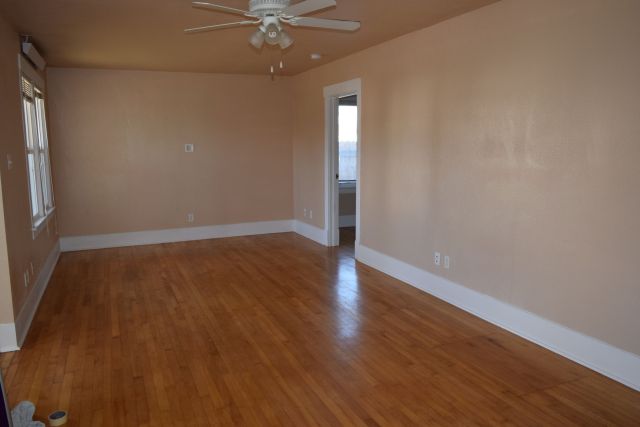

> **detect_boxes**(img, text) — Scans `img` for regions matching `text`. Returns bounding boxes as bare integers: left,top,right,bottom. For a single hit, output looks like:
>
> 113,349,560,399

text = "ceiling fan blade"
184,20,260,34
282,0,336,17
289,17,360,31
192,2,249,16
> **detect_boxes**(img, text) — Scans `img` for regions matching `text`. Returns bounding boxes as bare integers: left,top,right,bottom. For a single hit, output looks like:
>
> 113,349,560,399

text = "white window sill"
32,207,55,239
339,181,356,194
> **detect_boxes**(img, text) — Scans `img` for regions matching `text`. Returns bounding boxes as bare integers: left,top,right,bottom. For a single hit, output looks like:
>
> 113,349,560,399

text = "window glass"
20,74,55,230
27,152,38,216
338,105,358,182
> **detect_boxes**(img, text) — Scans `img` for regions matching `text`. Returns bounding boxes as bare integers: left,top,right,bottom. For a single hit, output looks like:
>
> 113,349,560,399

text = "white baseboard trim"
293,221,328,246
60,220,296,252
355,243,640,392
0,323,18,353
339,215,356,228
14,241,61,348
60,219,332,252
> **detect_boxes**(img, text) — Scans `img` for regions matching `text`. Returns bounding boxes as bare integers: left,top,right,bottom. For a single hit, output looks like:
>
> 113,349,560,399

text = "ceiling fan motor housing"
249,0,291,16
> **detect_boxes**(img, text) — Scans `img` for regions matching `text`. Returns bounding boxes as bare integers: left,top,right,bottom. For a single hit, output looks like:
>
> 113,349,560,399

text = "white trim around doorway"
323,78,362,247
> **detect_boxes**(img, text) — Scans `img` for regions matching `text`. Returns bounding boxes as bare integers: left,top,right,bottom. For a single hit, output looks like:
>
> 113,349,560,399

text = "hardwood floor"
1,232,639,426
339,227,356,249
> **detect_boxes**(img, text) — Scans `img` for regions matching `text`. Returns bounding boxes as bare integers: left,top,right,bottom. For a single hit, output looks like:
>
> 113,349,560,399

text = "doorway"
323,79,361,248
337,95,358,248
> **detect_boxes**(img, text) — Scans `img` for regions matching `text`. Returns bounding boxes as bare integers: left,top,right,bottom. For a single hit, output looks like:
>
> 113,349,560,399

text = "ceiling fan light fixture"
249,29,265,49
264,23,281,45
278,30,293,49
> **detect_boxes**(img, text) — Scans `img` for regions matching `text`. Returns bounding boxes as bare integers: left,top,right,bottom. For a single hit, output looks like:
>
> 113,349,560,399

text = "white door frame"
323,78,362,247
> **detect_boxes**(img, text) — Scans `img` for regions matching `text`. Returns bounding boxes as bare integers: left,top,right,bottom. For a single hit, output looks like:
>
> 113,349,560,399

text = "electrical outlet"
184,144,194,153
444,256,450,270
309,210,313,220
303,208,307,218
187,213,195,223
434,252,441,266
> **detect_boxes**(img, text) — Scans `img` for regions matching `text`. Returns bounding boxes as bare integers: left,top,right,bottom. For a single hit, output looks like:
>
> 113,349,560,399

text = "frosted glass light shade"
278,31,293,49
264,23,281,45
249,29,265,49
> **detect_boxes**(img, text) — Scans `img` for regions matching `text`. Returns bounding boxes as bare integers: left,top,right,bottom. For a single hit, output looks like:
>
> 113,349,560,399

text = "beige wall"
47,69,293,236
292,0,640,355
0,14,16,325
0,14,59,322
0,178,12,324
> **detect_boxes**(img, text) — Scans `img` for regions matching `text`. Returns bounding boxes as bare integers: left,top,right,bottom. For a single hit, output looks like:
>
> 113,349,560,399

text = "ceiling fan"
184,0,361,50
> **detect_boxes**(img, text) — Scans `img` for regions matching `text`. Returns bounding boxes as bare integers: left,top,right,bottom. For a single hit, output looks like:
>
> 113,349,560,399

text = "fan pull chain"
269,53,286,80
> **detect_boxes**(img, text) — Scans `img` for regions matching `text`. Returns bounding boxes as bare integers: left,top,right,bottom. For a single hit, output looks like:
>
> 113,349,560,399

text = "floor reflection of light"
335,257,361,340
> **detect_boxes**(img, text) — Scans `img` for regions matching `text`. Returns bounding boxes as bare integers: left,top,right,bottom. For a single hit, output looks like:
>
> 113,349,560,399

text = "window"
338,104,358,182
20,75,54,231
